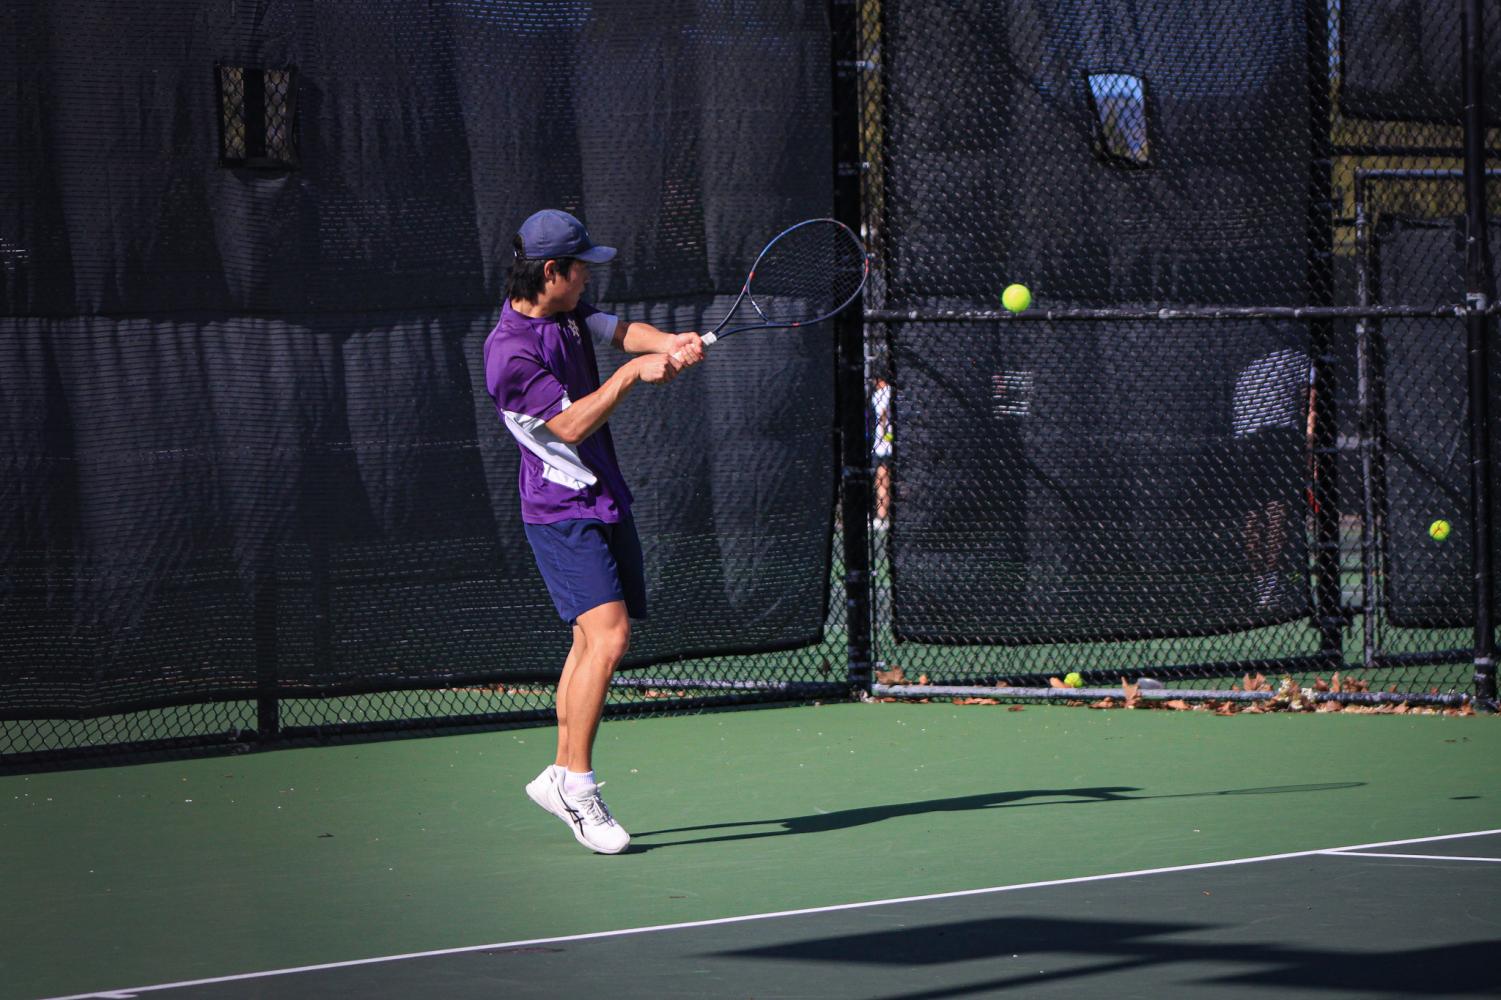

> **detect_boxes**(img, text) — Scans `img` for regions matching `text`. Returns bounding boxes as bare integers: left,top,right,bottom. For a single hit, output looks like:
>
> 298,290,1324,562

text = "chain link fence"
0,2,851,768
858,0,1498,709
5,0,1498,768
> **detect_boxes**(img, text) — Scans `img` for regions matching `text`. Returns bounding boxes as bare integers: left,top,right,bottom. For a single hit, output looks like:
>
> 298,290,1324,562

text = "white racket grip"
671,331,717,363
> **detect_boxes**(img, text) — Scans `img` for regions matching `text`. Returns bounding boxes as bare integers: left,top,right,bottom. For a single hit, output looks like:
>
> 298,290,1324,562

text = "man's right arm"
544,353,682,445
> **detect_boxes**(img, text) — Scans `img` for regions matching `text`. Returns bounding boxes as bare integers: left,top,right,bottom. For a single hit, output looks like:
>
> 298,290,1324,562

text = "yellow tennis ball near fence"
1064,671,1084,688
1002,283,1032,313
1429,519,1451,541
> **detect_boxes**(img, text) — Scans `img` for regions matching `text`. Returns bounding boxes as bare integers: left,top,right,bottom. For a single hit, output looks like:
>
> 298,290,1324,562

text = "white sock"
549,763,566,778
564,769,597,796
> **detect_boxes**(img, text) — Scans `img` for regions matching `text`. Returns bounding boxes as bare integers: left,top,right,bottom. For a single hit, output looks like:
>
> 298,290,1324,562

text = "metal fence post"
1306,0,1343,665
1461,0,1498,706
830,0,873,694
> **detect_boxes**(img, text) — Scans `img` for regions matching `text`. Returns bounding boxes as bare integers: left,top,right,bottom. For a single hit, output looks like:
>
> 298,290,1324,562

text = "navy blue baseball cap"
516,209,616,263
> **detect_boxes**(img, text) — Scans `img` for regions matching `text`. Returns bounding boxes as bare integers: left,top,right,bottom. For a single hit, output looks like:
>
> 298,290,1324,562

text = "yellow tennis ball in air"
1002,283,1032,313
1429,519,1451,541
1064,671,1084,688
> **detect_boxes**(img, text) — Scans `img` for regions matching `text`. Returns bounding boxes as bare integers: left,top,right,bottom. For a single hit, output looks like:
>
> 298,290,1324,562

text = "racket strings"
747,222,866,324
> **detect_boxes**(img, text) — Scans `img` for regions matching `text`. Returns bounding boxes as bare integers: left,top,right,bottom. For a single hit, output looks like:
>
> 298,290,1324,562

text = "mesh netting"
5,0,1501,765
1377,218,1501,629
889,317,1312,645
1,1,848,760
858,0,1498,699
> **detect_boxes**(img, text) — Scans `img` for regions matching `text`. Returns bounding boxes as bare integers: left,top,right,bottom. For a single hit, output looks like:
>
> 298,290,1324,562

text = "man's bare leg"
1244,506,1264,570
554,625,587,768
564,600,630,773
538,600,633,854
525,623,591,823
1262,499,1287,573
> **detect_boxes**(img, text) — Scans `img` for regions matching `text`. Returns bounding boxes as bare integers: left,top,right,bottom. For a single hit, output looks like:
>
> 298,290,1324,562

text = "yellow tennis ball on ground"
1002,283,1032,313
1429,519,1451,541
1064,671,1084,688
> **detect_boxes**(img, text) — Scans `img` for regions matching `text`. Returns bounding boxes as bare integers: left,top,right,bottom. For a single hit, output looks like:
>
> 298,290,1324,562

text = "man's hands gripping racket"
672,218,869,362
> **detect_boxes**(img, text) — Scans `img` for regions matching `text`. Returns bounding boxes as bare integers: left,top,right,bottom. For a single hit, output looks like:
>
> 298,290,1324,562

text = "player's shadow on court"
628,783,1363,852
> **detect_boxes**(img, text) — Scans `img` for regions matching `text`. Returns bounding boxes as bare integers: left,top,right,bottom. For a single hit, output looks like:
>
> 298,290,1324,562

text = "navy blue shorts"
523,514,648,625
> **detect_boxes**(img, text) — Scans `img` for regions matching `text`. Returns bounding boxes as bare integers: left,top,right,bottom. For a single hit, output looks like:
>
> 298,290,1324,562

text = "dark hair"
506,235,576,303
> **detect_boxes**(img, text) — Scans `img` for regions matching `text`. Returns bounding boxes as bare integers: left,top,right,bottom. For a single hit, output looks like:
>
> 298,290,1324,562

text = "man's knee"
595,620,630,666
578,602,630,666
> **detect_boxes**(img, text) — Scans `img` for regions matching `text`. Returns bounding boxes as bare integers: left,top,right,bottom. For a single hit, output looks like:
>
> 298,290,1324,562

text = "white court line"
41,827,1501,1000
1323,850,1501,863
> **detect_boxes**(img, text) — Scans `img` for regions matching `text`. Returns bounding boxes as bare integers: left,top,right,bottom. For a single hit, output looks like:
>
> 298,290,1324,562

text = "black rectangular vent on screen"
1087,72,1152,168
216,64,299,169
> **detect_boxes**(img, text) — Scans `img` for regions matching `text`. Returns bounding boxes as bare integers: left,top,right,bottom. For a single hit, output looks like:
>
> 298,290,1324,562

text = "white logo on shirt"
562,316,581,343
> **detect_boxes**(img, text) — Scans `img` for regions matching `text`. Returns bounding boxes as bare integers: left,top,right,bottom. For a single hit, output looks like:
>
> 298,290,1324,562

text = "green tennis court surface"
5,703,1497,999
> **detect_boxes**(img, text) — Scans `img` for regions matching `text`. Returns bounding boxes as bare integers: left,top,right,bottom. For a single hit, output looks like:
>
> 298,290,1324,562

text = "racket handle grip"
671,332,717,363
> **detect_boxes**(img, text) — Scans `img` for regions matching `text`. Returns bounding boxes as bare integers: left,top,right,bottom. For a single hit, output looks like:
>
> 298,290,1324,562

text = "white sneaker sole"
570,823,630,855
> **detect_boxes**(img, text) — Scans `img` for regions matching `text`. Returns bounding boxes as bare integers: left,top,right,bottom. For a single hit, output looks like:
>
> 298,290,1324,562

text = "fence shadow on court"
629,782,1365,851
709,914,1496,997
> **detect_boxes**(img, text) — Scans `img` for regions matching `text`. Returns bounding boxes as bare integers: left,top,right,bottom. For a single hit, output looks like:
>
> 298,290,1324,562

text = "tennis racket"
672,218,868,360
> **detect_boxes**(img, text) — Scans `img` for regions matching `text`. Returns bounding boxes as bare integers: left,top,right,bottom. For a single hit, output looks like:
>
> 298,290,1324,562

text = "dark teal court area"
6,703,1497,1000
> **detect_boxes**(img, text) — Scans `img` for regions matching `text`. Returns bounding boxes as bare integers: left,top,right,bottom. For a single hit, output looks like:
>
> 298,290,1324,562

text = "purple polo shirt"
483,300,634,524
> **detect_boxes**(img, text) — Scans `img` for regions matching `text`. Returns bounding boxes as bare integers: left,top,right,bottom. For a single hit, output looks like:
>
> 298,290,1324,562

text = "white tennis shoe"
549,779,631,855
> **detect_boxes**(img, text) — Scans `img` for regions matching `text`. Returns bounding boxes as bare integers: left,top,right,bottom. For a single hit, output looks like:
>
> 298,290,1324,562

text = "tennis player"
484,209,704,853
